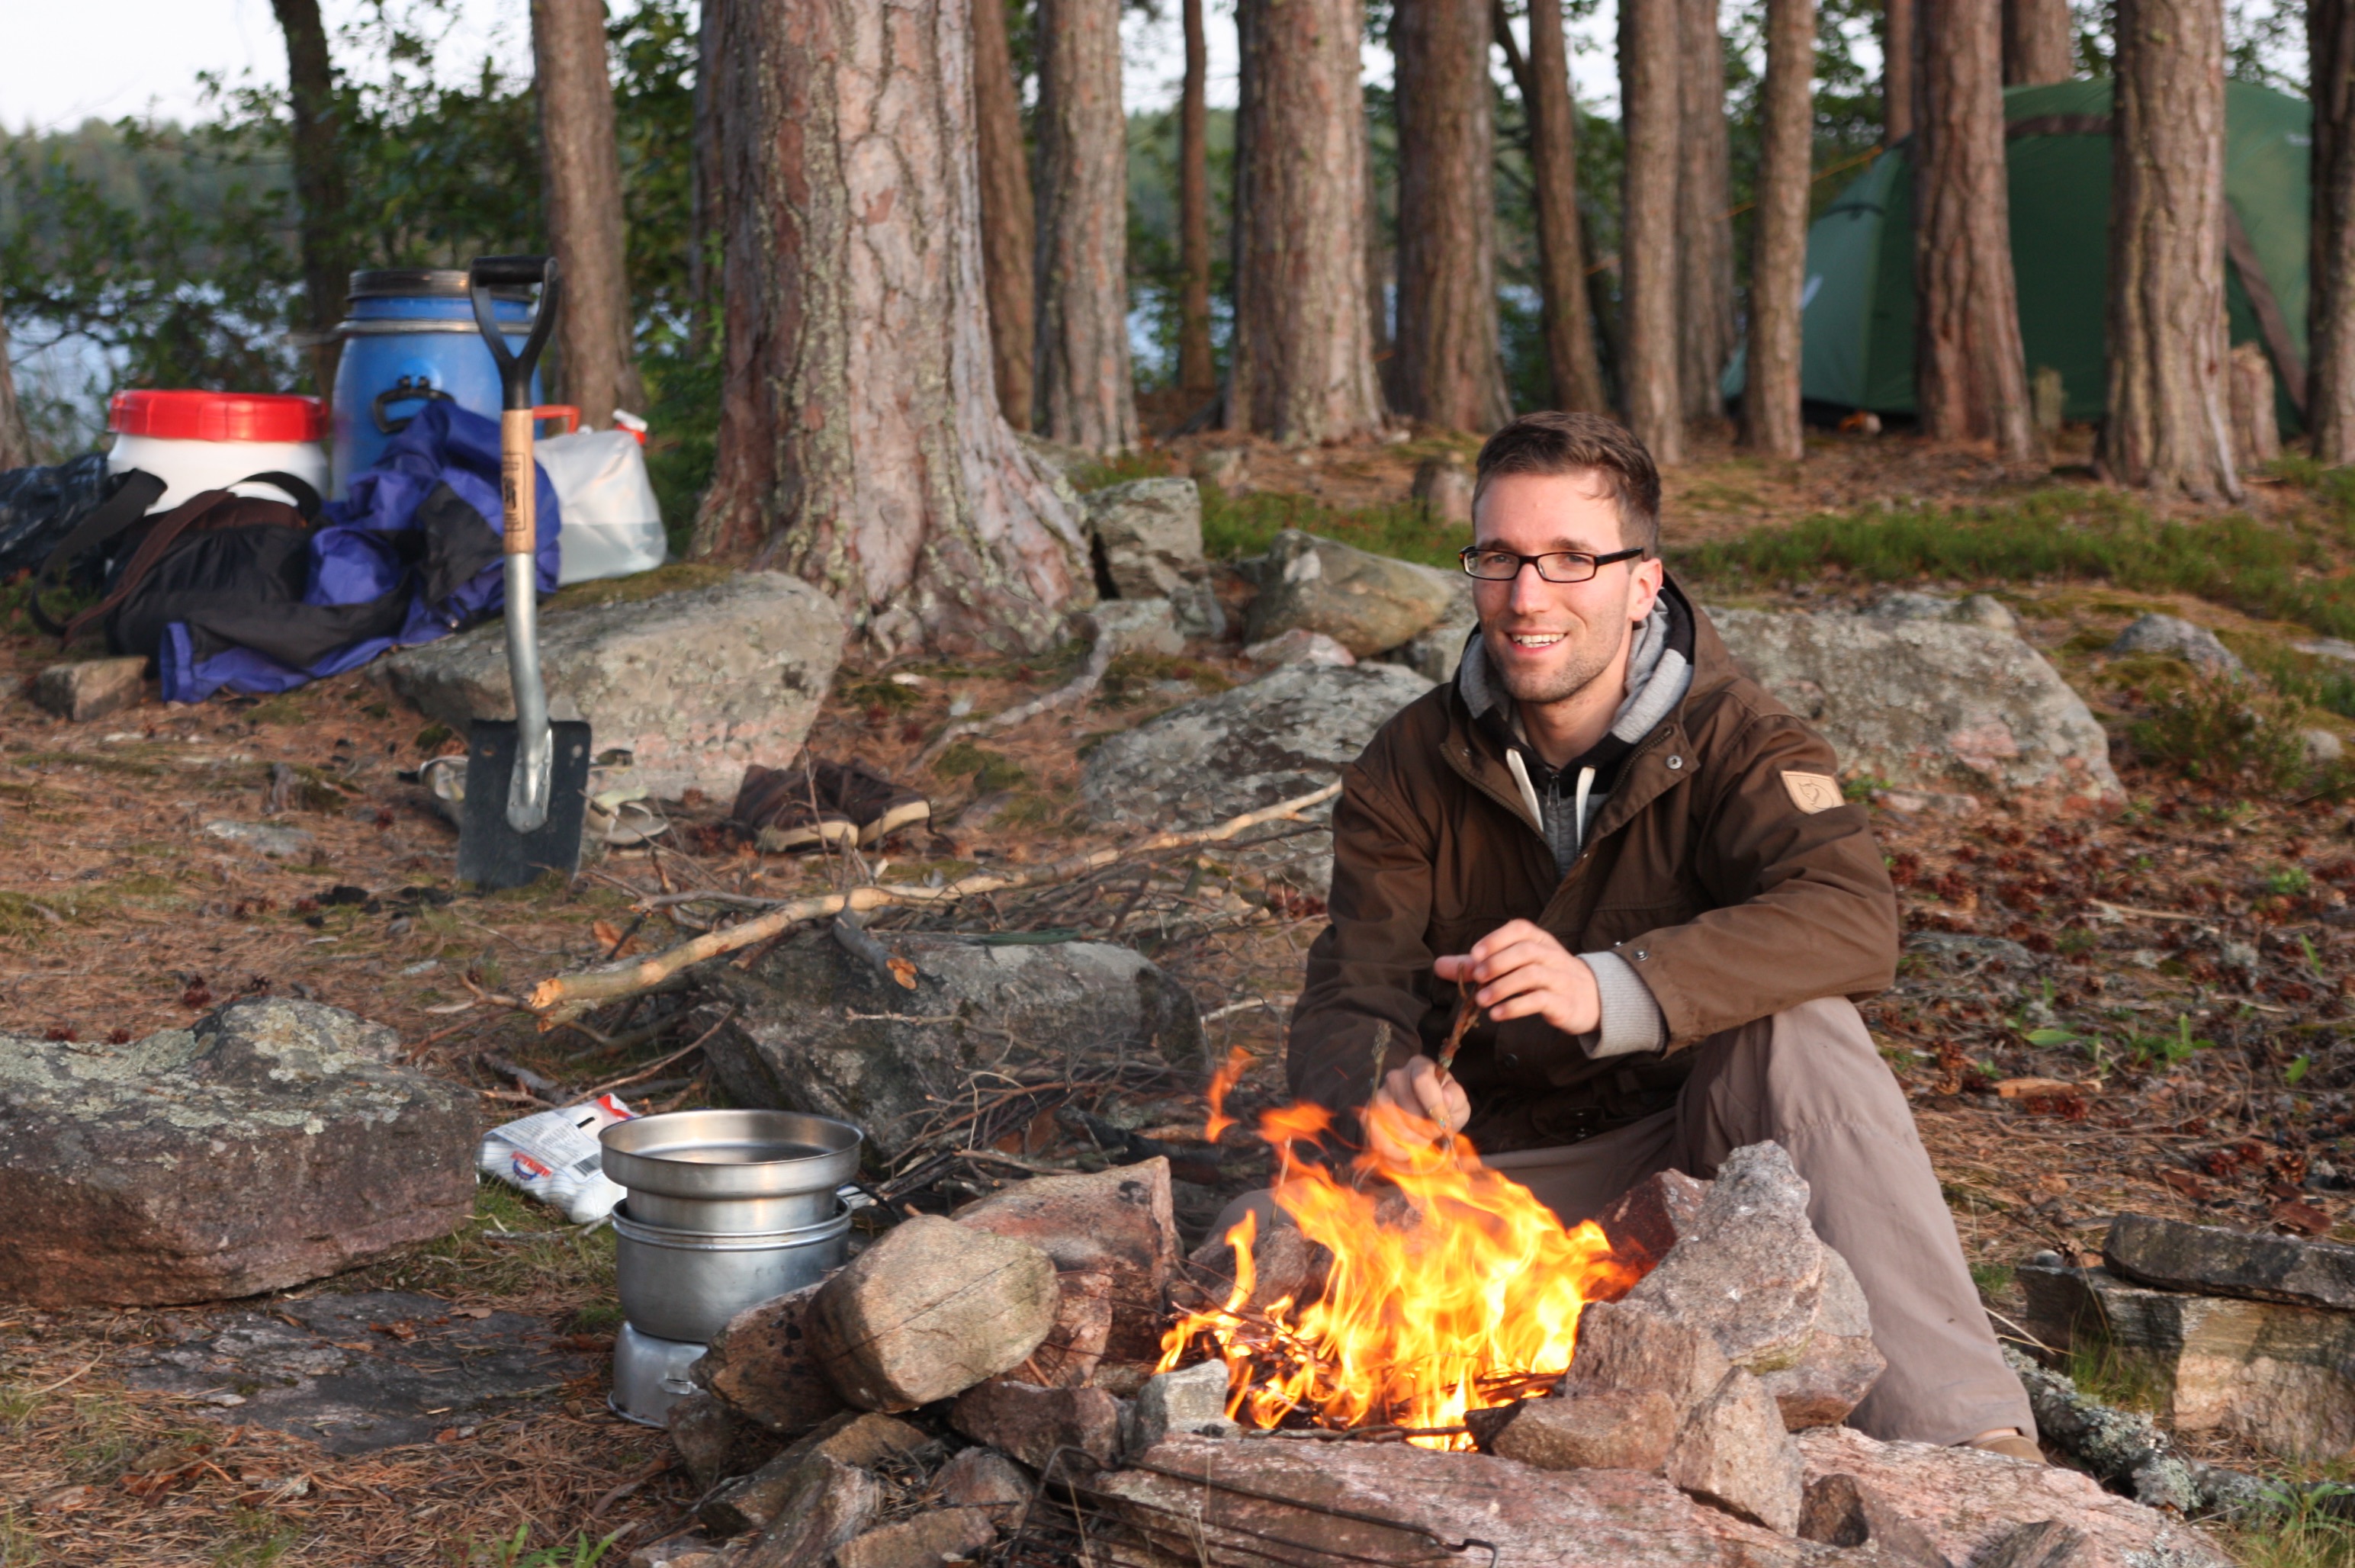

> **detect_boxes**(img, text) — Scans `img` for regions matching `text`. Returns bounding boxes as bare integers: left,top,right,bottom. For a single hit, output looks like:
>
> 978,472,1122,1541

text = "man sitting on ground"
1283,411,2036,1456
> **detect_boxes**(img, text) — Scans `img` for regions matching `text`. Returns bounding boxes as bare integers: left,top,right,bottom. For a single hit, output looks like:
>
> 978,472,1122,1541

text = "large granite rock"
0,1000,475,1306
1087,478,1219,638
1240,531,1460,657
955,1160,1181,1365
699,929,1203,1160
2019,1253,2355,1460
1103,1435,1801,1566
378,570,846,800
1707,606,2120,801
2108,613,2244,677
1605,1145,1885,1431
1795,1426,2231,1567
2103,1213,2355,1311
1081,661,1434,894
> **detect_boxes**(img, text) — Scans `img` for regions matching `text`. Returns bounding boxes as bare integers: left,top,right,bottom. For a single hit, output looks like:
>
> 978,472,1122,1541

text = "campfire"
1159,1084,1647,1449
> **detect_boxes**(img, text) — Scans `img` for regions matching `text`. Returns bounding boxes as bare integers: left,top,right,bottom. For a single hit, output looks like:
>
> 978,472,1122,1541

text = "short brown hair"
1471,413,1662,557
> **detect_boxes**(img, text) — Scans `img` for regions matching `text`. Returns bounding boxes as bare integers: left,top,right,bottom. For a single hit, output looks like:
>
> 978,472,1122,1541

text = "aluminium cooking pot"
600,1108,863,1232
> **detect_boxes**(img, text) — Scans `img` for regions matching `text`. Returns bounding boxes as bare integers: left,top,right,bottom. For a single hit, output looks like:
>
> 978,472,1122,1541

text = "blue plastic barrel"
330,268,541,496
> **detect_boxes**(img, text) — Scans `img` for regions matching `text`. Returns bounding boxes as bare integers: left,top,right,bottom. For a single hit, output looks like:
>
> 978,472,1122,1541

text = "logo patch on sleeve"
1781,771,1843,814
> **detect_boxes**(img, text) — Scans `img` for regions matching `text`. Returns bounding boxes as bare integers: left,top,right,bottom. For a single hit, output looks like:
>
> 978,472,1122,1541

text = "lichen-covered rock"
1086,478,1219,636
956,1161,1180,1364
2108,613,2244,676
1663,1368,1805,1533
2103,1213,2355,1312
1104,1435,1803,1567
1622,1143,1827,1376
699,930,1202,1161
805,1217,1060,1412
1240,531,1460,656
2019,1253,2355,1462
0,999,474,1306
1081,661,1433,894
1796,1425,2233,1566
692,1283,848,1435
1708,606,2120,801
378,570,846,800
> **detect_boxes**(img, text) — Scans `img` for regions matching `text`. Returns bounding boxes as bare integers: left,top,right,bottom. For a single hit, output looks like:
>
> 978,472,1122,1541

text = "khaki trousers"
1229,997,2033,1445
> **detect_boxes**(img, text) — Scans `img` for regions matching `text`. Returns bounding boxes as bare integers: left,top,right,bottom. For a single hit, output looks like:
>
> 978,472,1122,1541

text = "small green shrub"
2130,677,2310,792
932,740,1026,792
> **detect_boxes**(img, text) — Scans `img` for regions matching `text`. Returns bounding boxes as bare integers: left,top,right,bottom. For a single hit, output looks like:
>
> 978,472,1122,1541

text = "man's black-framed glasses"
1458,545,1644,583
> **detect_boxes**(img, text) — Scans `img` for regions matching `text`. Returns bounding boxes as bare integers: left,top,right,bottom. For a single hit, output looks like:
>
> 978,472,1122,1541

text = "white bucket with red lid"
106,390,330,513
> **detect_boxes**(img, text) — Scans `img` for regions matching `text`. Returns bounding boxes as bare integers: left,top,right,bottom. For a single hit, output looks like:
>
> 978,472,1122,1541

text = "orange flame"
1160,1094,1640,1449
1201,1046,1253,1142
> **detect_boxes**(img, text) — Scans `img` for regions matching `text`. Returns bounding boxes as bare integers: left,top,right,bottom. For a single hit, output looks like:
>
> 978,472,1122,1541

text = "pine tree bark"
694,0,1092,654
1883,0,1916,143
689,0,727,358
1228,0,1385,442
1619,0,1683,462
2002,0,2074,85
1742,0,1814,461
1033,0,1138,451
1393,0,1511,432
1913,0,2035,458
1176,0,1216,397
269,0,352,396
0,316,31,470
972,0,1036,431
1511,0,1608,413
533,0,644,426
2100,0,2240,498
2311,0,2355,463
1677,0,1734,424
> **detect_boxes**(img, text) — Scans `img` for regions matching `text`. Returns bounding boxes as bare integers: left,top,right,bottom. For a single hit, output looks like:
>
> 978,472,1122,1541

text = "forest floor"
4,423,2354,1566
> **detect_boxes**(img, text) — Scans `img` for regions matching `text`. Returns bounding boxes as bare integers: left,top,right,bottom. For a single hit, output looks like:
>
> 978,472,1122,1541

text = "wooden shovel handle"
501,408,536,556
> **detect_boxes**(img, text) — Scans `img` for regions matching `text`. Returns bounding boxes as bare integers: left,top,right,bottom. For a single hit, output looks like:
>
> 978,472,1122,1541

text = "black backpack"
27,472,415,670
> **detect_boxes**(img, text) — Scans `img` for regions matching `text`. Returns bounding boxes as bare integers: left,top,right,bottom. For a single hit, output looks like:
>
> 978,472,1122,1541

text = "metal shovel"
456,254,593,891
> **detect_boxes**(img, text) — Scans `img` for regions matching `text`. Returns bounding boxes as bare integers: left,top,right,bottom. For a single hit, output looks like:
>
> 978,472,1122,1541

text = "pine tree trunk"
1676,0,1734,425
1913,0,2035,458
1619,0,1683,462
1742,0,1814,461
1228,0,1385,442
1516,0,1608,413
2002,0,2074,85
1393,0,1510,432
2311,0,2355,463
972,0,1036,431
2100,0,2240,498
1033,0,1138,451
269,0,352,396
1883,0,1916,144
694,0,1092,654
689,0,726,359
0,316,31,470
1176,0,1216,398
533,0,644,426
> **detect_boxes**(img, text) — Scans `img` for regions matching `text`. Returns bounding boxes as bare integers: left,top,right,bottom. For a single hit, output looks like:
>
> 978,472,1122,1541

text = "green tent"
1788,78,2312,428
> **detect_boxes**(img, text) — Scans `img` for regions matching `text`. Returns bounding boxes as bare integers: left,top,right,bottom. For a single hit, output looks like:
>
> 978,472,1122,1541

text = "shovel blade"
457,718,593,891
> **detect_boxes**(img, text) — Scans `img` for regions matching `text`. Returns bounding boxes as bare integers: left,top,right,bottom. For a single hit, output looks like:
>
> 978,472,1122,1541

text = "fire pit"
1158,1100,1644,1448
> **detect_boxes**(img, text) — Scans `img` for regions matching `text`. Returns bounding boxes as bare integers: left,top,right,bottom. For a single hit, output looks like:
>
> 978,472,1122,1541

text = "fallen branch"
524,781,1342,1027
915,612,1113,768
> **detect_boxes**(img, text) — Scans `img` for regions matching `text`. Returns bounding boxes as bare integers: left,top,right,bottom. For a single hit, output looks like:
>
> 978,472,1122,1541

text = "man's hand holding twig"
1364,1056,1470,1170
1434,920,1599,1036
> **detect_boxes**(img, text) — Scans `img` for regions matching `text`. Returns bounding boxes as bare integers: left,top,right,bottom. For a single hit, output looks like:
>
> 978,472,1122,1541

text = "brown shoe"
1964,1430,2046,1464
731,763,856,852
815,759,931,846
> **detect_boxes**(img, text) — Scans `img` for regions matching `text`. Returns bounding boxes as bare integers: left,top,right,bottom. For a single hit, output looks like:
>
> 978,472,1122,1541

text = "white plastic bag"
537,429,668,585
477,1093,637,1222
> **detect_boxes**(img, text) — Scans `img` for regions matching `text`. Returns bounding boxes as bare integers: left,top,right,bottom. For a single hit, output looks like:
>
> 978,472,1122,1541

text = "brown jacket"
1287,580,1900,1153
